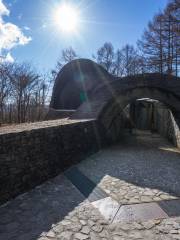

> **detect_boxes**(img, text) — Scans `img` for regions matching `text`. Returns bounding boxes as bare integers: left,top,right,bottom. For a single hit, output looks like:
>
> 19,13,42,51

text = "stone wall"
154,104,180,148
0,119,105,205
131,101,180,148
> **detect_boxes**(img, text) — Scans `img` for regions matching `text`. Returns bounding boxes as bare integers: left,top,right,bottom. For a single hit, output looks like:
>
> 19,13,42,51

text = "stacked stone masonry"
0,119,105,204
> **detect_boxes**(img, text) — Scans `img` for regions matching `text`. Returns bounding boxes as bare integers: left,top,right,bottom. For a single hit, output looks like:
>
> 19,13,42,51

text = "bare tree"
94,43,144,77
0,63,13,125
0,61,53,125
52,47,78,79
113,49,125,77
10,63,40,123
93,42,115,73
121,44,141,76
138,0,180,76
32,73,52,121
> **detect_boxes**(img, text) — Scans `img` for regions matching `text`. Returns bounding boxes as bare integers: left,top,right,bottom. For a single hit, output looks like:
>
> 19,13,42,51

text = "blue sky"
1,0,168,72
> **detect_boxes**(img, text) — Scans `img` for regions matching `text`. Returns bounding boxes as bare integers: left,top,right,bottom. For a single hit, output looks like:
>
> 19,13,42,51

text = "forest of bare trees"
93,43,145,76
0,62,52,125
0,0,179,126
92,0,179,77
138,0,180,76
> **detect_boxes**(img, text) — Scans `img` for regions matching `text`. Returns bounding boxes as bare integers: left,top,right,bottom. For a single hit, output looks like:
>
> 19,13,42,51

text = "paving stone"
160,194,173,200
113,202,168,223
57,231,73,240
52,223,64,233
61,220,72,226
81,226,90,234
69,222,82,232
74,232,89,239
140,196,153,202
1,132,180,240
142,220,156,229
129,231,144,239
80,220,87,225
113,236,122,240
89,231,101,240
46,230,55,238
99,229,110,238
92,224,103,233
92,197,120,222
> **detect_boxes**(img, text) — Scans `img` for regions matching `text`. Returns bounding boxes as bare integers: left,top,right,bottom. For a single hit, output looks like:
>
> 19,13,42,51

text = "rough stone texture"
97,175,178,205
110,218,180,240
0,119,82,135
0,173,180,240
0,174,112,240
154,105,180,148
1,131,180,239
0,119,106,204
130,101,180,148
78,131,180,204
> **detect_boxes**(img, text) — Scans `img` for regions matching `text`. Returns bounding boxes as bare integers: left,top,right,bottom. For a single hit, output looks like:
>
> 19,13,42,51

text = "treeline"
95,0,180,77
0,62,52,125
0,0,179,126
138,0,180,76
93,43,144,77
54,42,144,77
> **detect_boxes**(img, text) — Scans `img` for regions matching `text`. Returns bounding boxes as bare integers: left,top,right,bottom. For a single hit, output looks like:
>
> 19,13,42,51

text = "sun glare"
54,4,79,32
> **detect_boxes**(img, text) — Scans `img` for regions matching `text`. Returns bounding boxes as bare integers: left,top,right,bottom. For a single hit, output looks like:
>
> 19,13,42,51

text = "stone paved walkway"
1,131,180,240
78,131,180,205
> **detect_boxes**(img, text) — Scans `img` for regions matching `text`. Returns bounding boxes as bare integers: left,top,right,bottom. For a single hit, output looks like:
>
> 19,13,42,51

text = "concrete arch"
72,73,180,121
99,87,180,135
50,59,112,110
49,59,180,130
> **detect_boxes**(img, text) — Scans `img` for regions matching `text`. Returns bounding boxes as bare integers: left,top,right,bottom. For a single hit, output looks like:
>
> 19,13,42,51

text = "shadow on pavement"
78,132,180,198
0,175,85,240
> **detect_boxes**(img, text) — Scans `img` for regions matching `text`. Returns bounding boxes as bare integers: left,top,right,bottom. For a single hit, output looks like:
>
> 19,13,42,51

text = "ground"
0,130,180,240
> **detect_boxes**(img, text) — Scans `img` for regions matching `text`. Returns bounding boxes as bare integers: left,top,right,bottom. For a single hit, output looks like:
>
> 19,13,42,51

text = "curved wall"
97,87,180,141
50,59,112,110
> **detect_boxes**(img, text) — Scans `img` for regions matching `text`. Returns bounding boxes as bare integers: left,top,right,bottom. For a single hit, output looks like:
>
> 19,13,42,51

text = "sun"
54,4,79,32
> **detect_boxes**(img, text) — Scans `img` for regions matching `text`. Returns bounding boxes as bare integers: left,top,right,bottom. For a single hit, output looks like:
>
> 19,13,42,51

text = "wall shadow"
0,175,85,240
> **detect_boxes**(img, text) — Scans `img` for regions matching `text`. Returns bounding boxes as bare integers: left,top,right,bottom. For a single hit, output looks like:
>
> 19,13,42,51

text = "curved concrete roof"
50,59,180,121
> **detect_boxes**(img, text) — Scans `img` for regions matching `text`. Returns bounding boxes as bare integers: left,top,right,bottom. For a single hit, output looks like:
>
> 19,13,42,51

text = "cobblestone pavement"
1,131,180,239
78,131,180,205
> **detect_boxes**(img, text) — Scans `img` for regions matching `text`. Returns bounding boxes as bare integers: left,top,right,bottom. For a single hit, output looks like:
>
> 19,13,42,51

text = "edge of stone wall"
170,112,180,148
154,106,180,148
0,119,107,205
45,108,76,120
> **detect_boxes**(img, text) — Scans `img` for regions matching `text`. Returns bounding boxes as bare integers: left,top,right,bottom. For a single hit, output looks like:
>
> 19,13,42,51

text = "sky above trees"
0,0,168,71
0,0,179,126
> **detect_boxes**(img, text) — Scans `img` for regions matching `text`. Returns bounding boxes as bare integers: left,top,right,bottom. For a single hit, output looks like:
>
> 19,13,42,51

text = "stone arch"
97,87,180,140
50,59,112,110
49,59,180,130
